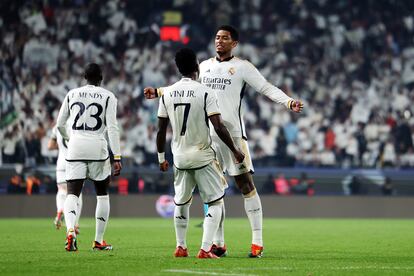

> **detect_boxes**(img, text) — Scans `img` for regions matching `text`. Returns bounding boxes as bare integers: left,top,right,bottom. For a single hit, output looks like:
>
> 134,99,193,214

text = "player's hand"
113,161,122,176
291,100,304,113
159,160,169,171
144,87,157,99
233,149,245,164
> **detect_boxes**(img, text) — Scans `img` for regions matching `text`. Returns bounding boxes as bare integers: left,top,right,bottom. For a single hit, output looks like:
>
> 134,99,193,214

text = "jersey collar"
215,56,234,62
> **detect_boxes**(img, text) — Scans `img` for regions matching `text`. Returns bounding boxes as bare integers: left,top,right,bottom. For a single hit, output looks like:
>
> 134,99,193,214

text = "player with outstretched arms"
157,48,244,258
56,63,122,252
48,125,82,233
145,25,303,258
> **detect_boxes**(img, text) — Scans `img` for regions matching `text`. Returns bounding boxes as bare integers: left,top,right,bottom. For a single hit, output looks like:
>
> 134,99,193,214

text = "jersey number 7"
174,103,191,136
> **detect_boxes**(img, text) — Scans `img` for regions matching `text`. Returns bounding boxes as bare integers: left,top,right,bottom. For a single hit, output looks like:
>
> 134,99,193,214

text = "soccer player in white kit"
146,25,303,258
156,48,244,258
48,126,82,233
56,63,122,251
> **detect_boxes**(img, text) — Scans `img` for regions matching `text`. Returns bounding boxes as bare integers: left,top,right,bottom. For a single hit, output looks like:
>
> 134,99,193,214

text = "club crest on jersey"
229,67,235,75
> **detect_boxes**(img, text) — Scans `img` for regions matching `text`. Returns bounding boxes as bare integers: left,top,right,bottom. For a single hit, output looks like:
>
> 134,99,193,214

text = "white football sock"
95,195,110,243
213,203,225,247
201,202,223,252
56,188,66,213
75,193,83,226
64,194,78,234
174,204,190,248
244,191,263,247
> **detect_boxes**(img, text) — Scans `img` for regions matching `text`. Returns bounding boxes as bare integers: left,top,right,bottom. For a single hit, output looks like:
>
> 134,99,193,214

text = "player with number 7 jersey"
157,48,244,258
158,79,219,169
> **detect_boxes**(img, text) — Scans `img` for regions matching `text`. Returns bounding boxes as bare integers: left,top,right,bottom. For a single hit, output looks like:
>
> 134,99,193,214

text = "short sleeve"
205,90,221,117
157,95,168,118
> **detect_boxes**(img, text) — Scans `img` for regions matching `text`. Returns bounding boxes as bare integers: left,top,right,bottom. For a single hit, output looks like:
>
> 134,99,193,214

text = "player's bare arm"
156,117,170,171
209,114,245,164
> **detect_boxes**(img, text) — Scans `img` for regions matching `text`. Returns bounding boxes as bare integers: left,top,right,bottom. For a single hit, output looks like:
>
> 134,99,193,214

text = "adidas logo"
205,213,212,218
248,208,261,213
97,217,106,222
175,215,187,219
239,164,246,170
69,210,76,215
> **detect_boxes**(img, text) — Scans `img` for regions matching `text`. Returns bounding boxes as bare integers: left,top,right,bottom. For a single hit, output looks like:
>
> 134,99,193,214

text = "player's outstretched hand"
159,160,169,172
291,100,304,113
144,87,157,99
113,161,122,176
233,149,245,164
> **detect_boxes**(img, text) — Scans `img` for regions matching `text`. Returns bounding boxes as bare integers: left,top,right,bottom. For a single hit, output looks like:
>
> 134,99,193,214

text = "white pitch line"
164,266,414,275
332,266,414,270
241,266,414,271
163,269,257,276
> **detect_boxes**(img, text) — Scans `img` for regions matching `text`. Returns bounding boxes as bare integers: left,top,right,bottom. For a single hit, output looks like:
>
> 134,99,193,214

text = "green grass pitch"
0,218,413,275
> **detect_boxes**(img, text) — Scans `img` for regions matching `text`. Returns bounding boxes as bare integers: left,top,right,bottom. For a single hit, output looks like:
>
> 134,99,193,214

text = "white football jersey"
199,56,294,138
51,126,68,171
56,84,121,161
157,78,220,169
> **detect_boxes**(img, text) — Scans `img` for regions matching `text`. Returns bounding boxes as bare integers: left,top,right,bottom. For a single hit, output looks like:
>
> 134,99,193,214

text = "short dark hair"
84,63,102,83
216,25,239,41
175,48,198,76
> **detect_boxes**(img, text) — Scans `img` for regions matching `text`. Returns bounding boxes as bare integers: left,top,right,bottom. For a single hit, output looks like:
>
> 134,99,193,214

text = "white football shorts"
66,159,111,181
173,160,228,205
56,169,66,184
211,136,254,176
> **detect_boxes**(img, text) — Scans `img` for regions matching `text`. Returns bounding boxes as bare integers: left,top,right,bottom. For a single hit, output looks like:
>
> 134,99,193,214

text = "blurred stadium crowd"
1,0,414,168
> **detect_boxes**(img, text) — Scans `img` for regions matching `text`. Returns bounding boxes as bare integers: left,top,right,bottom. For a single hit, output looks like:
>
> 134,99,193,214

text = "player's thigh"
88,159,111,181
194,161,227,204
212,136,254,176
173,167,196,205
66,161,87,181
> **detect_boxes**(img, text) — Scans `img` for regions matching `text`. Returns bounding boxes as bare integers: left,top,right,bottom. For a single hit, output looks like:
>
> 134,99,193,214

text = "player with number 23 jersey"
57,85,121,163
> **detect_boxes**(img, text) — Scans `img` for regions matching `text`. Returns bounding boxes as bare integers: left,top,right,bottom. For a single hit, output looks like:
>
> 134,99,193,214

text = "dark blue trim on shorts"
66,178,86,182
174,163,209,171
65,156,109,162
174,196,193,206
205,193,225,205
